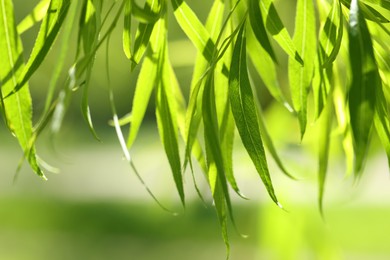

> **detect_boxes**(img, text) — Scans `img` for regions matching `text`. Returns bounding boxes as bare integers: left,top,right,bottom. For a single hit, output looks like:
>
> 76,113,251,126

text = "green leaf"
80,0,102,141
155,14,185,204
203,71,233,256
123,0,132,59
215,51,246,198
248,0,277,62
0,0,45,179
288,0,316,138
171,0,214,61
6,0,70,97
246,23,292,111
259,0,304,65
348,0,380,174
127,13,165,148
17,0,50,34
126,65,153,145
319,0,344,68
132,0,161,23
363,0,390,10
312,55,332,119
183,0,224,172
229,22,279,205
131,0,160,69
38,0,79,124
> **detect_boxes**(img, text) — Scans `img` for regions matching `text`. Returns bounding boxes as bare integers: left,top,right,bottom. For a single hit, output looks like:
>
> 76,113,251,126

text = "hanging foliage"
1,0,390,256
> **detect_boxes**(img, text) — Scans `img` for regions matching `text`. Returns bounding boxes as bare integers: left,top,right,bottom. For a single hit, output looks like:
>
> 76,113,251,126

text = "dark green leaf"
248,0,277,62
259,0,304,65
348,0,380,174
229,22,280,205
123,0,132,59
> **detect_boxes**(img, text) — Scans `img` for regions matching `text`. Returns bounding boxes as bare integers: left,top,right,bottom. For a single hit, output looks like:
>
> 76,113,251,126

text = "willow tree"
1,0,390,254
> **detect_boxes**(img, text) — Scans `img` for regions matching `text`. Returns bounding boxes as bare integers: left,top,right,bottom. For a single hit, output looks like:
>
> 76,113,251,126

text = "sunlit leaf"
80,0,102,141
319,0,344,68
259,0,304,64
155,13,185,204
131,0,160,69
132,0,161,23
17,0,50,34
246,24,292,111
123,0,132,59
248,0,277,62
171,0,214,61
38,0,79,124
6,0,70,97
183,0,223,172
0,0,45,178
288,0,316,138
127,19,163,148
203,71,233,255
363,0,390,10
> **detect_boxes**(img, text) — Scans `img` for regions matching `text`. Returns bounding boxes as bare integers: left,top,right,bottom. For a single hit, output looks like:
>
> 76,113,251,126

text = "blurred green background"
2,1,390,259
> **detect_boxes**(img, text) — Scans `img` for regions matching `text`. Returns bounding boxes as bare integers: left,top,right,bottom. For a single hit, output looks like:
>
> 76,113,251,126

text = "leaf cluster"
1,0,390,255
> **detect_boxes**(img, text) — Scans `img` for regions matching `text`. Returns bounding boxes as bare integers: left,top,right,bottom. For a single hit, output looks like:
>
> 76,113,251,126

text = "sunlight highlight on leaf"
260,0,304,65
17,0,50,34
0,0,45,178
288,0,316,138
6,0,70,97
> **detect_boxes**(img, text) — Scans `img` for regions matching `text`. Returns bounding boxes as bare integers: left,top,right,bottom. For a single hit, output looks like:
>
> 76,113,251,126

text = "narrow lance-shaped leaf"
131,0,161,69
105,38,173,213
183,0,223,172
215,46,246,198
5,0,70,97
248,0,277,62
319,0,344,68
40,0,79,121
312,53,333,118
80,0,102,141
127,12,165,148
17,0,50,34
0,0,45,178
229,22,280,205
348,0,379,175
289,0,316,138
171,0,214,61
363,0,390,11
246,24,292,111
203,72,233,256
123,0,132,59
155,12,185,205
259,0,304,65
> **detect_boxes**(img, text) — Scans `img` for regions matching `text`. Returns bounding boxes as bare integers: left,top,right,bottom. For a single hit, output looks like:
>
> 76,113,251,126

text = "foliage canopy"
1,0,390,254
